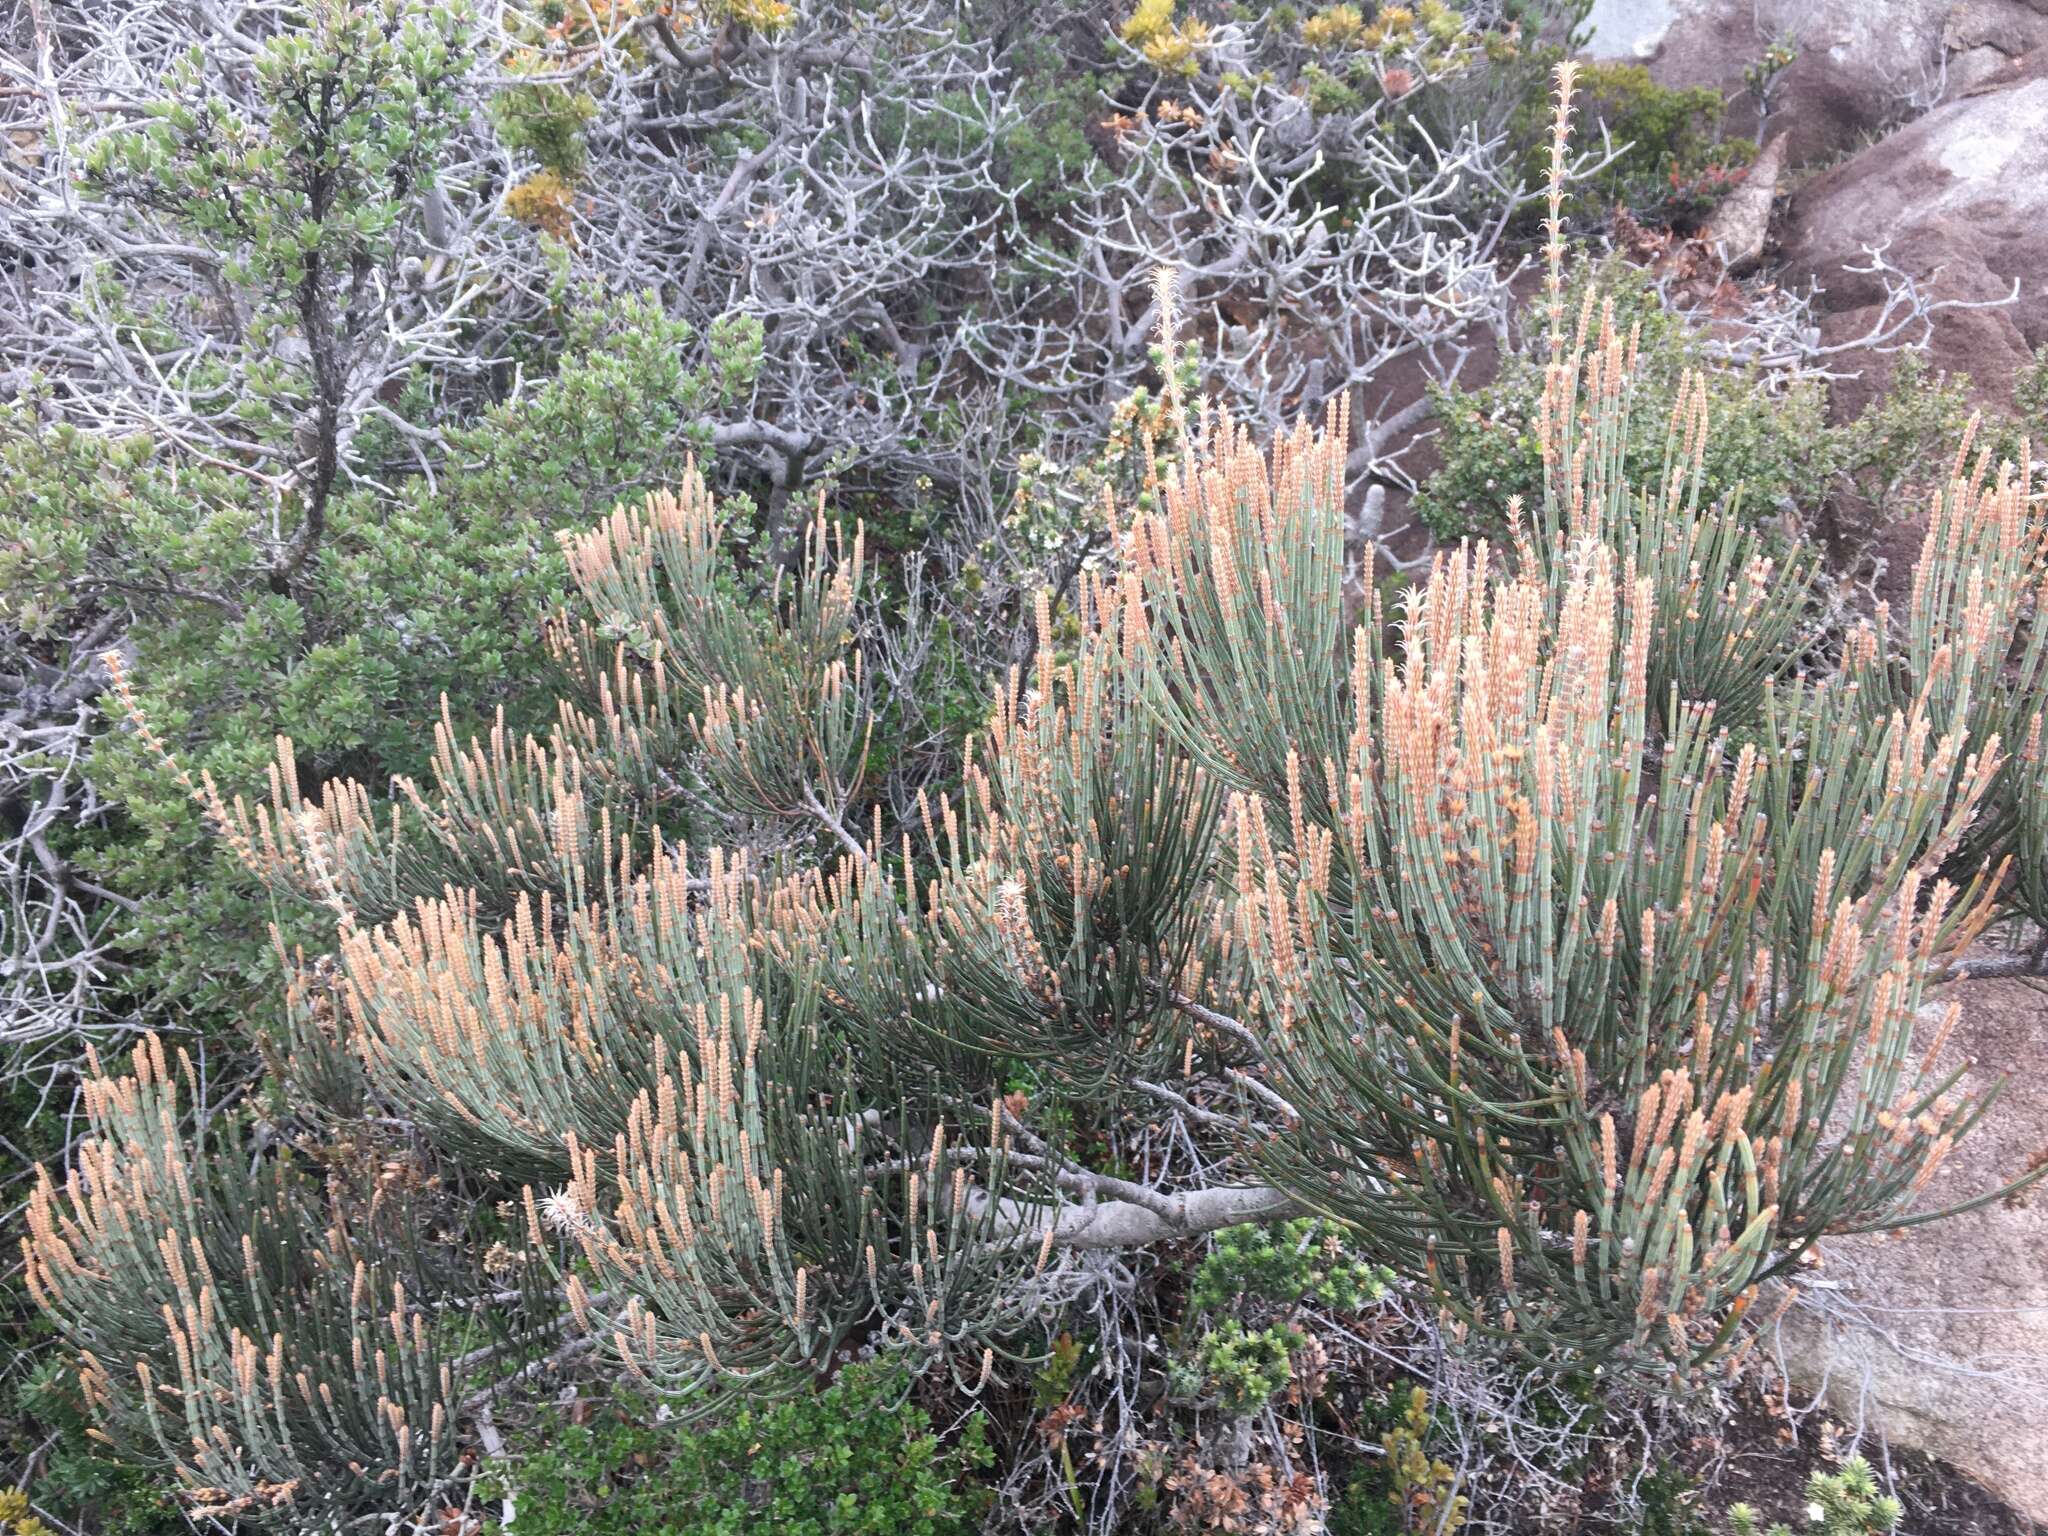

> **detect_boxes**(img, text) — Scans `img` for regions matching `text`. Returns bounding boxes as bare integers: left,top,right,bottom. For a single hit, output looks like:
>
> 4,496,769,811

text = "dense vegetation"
4,2,2044,1532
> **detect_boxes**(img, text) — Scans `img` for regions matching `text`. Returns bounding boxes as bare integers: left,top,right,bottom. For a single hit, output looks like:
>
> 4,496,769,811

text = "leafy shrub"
0,1488,54,1536
1001,47,1109,221
1549,62,1753,219
1330,1387,1465,1536
1174,1320,1306,1414
491,78,599,180
1189,1219,1392,1315
1634,1460,1712,1536
1415,258,1826,544
5,1362,180,1536
0,285,752,1031
1120,0,1212,76
1818,348,2048,563
1742,35,1799,118
1032,1331,1087,1409
1728,1458,1901,1536
492,1366,992,1536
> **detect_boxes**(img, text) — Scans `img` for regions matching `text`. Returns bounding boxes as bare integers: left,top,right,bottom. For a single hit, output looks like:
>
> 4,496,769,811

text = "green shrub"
1728,1458,1901,1536
1634,1460,1711,1536
492,1365,992,1536
5,1361,181,1536
491,78,600,179
0,1489,54,1536
1001,44,1108,220
1819,348,2048,557
1415,259,1826,544
1330,1386,1466,1536
0,286,748,1032
24,60,2048,1536
1547,62,1753,219
1189,1219,1392,1315
1177,1320,1306,1414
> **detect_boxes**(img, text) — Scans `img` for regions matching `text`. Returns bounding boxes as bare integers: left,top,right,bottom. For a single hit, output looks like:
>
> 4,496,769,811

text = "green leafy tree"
0,0,766,1033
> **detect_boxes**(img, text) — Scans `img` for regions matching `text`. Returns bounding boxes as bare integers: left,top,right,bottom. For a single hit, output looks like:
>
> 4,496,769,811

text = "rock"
1772,977,2048,1521
1778,67,2048,416
1267,91,1315,151
1603,0,2048,168
1582,0,1681,61
1705,131,1786,272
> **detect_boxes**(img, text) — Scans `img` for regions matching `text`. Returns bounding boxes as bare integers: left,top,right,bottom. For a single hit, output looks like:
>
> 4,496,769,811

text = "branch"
799,783,869,863
1165,989,1267,1058
968,1180,1298,1251
459,1335,600,1413
1941,949,2048,982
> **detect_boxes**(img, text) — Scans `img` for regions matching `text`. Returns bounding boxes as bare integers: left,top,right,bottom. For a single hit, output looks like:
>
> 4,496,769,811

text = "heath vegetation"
4,4,2043,1534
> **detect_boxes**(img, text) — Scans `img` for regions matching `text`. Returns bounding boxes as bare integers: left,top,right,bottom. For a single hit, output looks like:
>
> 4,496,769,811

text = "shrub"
490,1365,992,1536
1120,0,1212,76
0,0,768,1048
1329,1386,1465,1536
1000,47,1108,222
5,1362,181,1536
1415,258,1827,547
24,66,2048,1532
1188,1219,1392,1315
1180,1320,1306,1414
21,1036,471,1525
0,1488,54,1536
45,243,2045,1517
0,287,746,1035
0,0,1584,1114
1728,1457,1901,1536
1817,349,2048,565
1633,1460,1711,1536
1551,62,1753,219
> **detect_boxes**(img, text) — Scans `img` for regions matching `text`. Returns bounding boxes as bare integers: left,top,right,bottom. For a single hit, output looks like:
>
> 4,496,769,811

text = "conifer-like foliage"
25,70,2048,1528
23,1037,467,1522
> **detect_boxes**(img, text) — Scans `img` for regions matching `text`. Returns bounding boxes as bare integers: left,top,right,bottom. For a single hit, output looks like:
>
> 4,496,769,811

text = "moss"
504,168,578,241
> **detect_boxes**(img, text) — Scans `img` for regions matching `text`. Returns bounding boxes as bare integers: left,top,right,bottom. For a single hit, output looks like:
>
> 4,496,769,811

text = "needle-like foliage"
33,66,2048,1524
23,1038,466,1525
